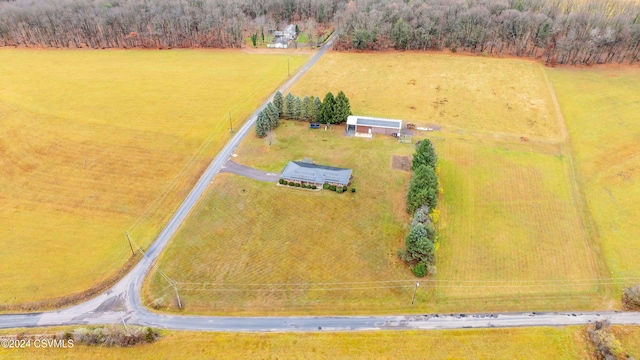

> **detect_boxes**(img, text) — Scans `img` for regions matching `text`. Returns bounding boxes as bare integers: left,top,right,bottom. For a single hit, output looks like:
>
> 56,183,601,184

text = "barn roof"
281,161,352,185
346,115,402,129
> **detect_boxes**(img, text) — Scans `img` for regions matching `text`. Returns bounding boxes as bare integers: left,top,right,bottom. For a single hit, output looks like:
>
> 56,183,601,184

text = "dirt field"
0,326,596,359
0,48,309,307
288,52,561,139
546,67,640,288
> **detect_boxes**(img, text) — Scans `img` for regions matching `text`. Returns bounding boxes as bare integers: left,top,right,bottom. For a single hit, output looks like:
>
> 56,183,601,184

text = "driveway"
220,160,281,182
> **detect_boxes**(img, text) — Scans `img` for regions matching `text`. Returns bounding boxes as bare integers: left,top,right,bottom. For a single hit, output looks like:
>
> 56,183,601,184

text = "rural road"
1,33,640,333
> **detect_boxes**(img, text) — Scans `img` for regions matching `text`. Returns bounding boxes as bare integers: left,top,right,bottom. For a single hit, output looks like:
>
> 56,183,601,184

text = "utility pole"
125,231,135,256
229,110,233,133
411,282,419,305
173,281,182,309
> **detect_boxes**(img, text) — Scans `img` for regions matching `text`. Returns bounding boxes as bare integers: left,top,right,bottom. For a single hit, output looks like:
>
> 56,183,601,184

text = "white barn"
346,116,402,136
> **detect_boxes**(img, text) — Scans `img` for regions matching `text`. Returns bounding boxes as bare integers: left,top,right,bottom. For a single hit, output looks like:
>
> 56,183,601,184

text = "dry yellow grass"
145,121,419,314
0,326,593,359
0,48,309,307
288,52,561,139
612,325,640,358
546,67,640,287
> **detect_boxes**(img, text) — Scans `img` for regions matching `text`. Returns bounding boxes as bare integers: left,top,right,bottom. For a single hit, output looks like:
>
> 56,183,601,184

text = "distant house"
268,24,297,48
346,115,402,137
283,24,297,40
281,160,352,187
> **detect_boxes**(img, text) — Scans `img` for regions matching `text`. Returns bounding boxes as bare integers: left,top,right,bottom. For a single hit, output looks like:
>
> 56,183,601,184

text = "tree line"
0,0,342,48
336,0,640,65
399,139,439,277
255,90,352,137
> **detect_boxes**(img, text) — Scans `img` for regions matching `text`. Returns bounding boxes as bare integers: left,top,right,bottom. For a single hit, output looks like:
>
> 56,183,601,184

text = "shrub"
412,262,427,277
342,186,347,192
351,188,356,193
278,179,284,184
288,181,294,186
295,183,301,187
337,187,343,193
330,185,337,191
623,285,640,310
323,183,329,189
311,185,317,189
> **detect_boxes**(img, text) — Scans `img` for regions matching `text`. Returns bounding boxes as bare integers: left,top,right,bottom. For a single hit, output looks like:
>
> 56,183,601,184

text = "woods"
1,0,639,65
0,0,340,48
336,0,640,65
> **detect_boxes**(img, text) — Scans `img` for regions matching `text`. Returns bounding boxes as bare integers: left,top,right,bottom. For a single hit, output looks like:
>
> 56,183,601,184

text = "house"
283,24,297,40
280,160,352,187
346,115,402,137
268,37,290,49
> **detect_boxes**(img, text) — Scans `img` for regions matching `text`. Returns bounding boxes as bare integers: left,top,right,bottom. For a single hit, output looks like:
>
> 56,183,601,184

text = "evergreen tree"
400,223,435,266
255,110,268,138
333,91,352,124
284,93,295,119
266,102,279,129
318,92,335,124
412,139,438,170
406,165,438,213
273,91,283,117
312,96,322,122
292,96,302,120
300,96,311,121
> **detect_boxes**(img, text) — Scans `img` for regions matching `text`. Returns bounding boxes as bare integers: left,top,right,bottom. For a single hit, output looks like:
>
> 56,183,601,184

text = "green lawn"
546,67,640,289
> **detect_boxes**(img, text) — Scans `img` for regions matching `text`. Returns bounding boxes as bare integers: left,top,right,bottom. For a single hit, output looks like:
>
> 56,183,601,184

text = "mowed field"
546,67,640,287
0,326,597,360
144,121,419,314
0,48,309,307
144,53,620,314
436,137,601,309
288,52,561,139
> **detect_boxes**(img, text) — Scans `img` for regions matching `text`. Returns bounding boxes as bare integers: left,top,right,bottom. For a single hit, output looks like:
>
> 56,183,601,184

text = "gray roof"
281,161,352,185
356,117,401,129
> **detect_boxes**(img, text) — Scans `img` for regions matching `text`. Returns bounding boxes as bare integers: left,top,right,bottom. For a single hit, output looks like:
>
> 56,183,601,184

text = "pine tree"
318,92,335,124
333,91,352,124
255,111,268,138
293,96,302,120
301,96,312,122
312,96,322,122
284,93,295,119
412,139,438,170
273,91,283,117
406,165,438,213
266,102,279,130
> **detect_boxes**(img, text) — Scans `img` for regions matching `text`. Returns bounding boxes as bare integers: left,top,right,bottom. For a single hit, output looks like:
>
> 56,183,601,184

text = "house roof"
346,115,402,129
281,161,352,185
284,24,296,33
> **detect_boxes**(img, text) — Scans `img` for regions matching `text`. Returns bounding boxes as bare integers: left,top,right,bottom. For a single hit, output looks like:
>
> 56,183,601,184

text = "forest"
1,0,639,64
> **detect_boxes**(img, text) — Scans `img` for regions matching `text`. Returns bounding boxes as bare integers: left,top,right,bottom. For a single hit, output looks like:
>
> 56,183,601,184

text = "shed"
346,116,402,136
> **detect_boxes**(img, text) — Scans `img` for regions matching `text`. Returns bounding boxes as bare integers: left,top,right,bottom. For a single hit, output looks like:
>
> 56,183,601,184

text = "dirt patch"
392,155,412,171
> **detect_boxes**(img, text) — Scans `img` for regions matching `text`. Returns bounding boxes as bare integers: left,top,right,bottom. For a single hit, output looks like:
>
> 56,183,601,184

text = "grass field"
144,121,418,314
435,137,603,308
0,326,595,359
546,66,640,287
288,52,561,139
145,117,607,313
0,48,309,307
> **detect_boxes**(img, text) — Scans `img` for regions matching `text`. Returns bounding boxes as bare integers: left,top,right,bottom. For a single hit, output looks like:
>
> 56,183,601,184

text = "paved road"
1,33,640,333
220,160,281,182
